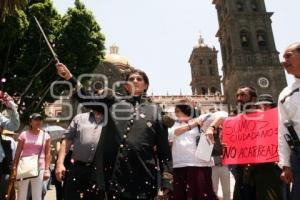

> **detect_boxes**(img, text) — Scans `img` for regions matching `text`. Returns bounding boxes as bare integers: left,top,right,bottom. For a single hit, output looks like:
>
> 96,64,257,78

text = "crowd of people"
0,42,299,200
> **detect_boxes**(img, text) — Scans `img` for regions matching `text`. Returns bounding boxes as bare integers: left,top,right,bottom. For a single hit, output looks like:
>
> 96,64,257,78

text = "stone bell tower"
212,0,286,110
189,35,222,95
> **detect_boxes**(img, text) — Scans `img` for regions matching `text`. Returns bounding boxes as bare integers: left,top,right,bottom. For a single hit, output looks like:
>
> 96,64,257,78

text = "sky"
52,0,300,95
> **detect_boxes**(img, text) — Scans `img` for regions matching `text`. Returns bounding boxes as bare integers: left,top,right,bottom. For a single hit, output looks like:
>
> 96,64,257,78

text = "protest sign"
222,108,278,164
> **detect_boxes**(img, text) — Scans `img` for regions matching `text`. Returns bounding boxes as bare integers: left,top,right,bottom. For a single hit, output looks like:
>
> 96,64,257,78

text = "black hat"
257,94,276,107
29,113,43,120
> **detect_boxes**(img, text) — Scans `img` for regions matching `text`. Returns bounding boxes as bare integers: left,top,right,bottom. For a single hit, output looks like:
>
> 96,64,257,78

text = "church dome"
104,45,133,72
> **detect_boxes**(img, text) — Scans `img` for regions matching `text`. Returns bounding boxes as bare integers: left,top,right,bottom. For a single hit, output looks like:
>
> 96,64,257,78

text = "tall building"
212,0,287,110
189,35,222,95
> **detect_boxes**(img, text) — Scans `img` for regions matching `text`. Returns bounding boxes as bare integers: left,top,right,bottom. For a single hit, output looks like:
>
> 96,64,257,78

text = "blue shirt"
0,102,20,131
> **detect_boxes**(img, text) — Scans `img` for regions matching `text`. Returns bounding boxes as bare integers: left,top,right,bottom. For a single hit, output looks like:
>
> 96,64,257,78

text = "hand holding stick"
56,63,72,80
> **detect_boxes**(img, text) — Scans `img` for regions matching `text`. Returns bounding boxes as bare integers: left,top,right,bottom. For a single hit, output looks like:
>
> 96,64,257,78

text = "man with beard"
205,87,283,200
205,86,257,200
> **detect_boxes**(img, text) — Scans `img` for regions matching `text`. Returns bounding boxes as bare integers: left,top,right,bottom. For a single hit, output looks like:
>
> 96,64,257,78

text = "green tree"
0,0,61,124
0,0,25,21
57,0,105,77
0,0,106,126
0,9,29,79
12,0,61,118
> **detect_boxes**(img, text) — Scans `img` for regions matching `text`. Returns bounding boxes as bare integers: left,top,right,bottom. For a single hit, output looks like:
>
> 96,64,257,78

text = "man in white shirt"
278,42,300,200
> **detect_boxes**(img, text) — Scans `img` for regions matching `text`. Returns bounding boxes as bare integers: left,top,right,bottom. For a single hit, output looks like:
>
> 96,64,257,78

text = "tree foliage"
0,0,25,21
0,0,105,125
57,0,105,77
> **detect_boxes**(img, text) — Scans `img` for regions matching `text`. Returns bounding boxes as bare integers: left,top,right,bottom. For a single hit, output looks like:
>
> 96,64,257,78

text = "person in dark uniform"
56,63,173,200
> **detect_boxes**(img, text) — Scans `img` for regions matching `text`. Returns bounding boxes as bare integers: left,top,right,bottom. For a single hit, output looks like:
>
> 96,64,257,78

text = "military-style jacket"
69,78,173,199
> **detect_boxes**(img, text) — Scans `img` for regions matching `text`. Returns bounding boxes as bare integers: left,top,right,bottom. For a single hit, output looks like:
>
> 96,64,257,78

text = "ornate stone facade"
151,94,226,115
213,0,287,110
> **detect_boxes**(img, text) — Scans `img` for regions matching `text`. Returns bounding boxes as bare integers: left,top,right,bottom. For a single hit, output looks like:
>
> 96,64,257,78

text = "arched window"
201,87,207,95
210,87,217,94
251,1,259,11
236,1,244,12
224,7,228,15
222,45,227,61
209,67,214,76
227,37,232,58
240,30,250,49
256,30,267,50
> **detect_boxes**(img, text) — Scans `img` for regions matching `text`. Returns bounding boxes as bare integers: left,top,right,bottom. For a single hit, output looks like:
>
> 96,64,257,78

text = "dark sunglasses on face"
128,77,144,82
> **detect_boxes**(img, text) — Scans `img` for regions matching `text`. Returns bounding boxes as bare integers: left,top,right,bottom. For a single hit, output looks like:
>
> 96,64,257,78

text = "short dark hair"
29,113,43,121
237,86,257,98
175,104,192,117
125,69,149,92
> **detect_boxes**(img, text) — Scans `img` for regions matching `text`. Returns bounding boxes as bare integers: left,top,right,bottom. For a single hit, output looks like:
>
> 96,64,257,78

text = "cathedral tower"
189,35,222,95
212,0,287,109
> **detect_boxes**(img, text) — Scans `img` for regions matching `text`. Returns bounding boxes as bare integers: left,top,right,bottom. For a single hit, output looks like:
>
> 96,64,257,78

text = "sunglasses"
128,77,144,82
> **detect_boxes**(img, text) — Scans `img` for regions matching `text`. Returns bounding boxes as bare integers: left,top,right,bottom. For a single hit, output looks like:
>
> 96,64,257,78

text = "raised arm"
0,93,20,131
56,62,116,109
